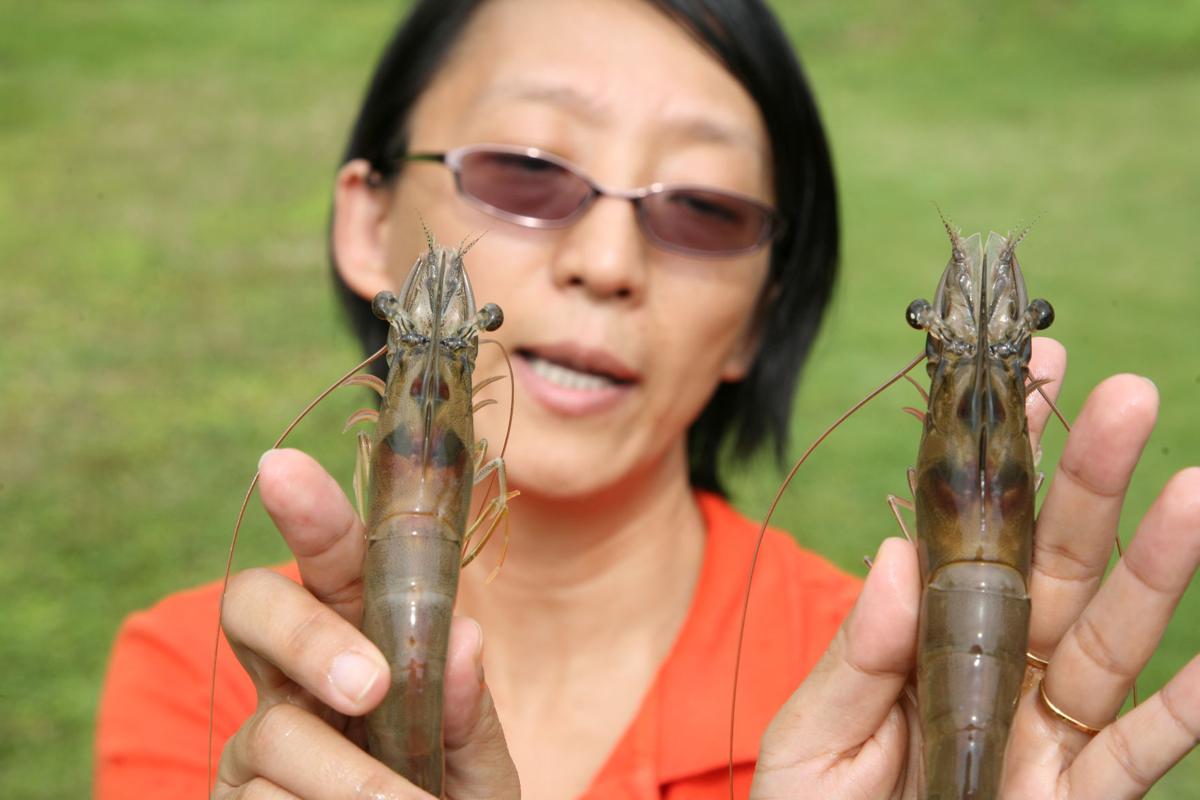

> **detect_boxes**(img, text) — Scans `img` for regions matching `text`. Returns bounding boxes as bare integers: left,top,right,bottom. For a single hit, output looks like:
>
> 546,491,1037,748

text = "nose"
549,193,648,302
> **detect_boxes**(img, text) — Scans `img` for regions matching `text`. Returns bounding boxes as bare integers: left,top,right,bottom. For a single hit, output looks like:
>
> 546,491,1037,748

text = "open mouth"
516,345,639,392
525,356,613,390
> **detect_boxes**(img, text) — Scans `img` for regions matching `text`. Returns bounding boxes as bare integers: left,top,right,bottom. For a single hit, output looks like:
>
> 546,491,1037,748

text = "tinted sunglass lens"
458,150,591,222
641,189,771,255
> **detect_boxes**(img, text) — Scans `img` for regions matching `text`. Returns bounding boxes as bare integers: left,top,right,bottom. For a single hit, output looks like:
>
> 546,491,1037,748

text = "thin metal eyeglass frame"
403,144,782,257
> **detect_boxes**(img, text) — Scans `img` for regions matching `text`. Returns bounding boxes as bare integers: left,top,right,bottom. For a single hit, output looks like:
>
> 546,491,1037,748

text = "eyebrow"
481,80,607,125
479,79,764,154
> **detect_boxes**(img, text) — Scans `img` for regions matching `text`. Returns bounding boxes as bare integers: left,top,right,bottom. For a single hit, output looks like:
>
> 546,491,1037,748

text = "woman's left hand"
751,339,1200,799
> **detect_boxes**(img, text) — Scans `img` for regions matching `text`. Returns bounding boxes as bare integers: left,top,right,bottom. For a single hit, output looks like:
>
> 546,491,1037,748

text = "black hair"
333,0,839,495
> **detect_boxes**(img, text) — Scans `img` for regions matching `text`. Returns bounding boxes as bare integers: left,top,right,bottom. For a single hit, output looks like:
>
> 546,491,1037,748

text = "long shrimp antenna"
488,340,516,462
1031,380,1127,563
1031,380,1136,706
207,344,388,794
467,338,516,576
1033,382,1070,433
727,350,926,798
473,339,516,464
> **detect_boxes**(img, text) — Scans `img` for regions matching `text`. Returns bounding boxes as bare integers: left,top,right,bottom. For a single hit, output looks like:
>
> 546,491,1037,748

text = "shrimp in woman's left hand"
211,231,516,798
356,232,514,795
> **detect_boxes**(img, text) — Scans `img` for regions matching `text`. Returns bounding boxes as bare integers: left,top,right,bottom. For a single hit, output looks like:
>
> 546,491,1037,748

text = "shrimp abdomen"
917,561,1030,799
361,513,461,790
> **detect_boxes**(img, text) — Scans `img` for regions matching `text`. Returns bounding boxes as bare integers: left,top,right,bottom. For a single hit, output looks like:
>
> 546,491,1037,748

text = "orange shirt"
95,494,860,799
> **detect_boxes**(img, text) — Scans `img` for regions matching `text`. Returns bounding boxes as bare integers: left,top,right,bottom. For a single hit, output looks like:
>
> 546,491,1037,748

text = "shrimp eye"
1029,299,1054,331
372,291,400,321
907,299,931,330
478,303,503,332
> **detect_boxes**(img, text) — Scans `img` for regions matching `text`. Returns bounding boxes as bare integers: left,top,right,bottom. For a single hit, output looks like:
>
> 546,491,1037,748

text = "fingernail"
330,651,383,705
258,448,279,471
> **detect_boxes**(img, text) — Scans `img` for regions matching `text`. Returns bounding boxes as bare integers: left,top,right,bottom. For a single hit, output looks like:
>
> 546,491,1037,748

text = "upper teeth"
527,356,615,390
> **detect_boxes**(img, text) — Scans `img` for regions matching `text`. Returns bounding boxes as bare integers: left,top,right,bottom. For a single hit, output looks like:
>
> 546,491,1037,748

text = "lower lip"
512,354,635,417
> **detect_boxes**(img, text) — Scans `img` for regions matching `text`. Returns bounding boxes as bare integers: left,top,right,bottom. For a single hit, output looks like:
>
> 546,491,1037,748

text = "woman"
96,0,1200,798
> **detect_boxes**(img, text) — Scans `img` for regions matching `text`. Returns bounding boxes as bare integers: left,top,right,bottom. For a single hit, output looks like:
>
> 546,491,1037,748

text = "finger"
1066,654,1200,799
258,448,367,622
1043,467,1200,735
1027,374,1158,660
223,568,389,716
755,538,918,790
216,702,434,800
1025,336,1067,456
442,617,520,799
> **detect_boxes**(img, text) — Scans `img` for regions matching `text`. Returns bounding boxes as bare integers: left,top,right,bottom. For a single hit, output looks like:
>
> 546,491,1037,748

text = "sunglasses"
402,144,781,257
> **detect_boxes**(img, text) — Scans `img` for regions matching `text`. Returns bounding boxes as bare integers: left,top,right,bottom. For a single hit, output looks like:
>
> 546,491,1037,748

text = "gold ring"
1025,651,1050,671
1038,679,1104,736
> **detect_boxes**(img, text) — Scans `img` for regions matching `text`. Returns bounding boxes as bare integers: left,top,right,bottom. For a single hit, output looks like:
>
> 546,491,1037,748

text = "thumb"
442,616,520,799
753,537,920,798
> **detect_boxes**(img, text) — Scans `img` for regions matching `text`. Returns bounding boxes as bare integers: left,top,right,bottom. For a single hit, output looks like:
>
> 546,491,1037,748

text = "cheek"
645,281,761,410
461,236,555,334
655,259,766,366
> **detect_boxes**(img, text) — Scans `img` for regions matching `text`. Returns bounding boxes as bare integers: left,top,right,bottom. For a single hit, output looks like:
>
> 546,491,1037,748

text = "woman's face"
336,0,773,500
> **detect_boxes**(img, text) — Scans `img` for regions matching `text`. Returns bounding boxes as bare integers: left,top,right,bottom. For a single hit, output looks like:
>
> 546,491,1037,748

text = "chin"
506,455,618,503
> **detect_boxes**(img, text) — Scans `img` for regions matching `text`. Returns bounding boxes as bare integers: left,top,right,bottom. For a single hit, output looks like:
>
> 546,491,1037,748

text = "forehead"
408,0,769,160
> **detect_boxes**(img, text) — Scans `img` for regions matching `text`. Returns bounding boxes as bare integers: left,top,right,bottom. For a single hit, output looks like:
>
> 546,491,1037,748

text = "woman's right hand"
212,448,520,799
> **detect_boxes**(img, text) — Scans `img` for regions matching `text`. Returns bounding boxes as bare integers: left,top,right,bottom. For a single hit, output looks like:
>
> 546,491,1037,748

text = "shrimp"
728,218,1054,800
904,222,1052,798
210,230,515,798
356,232,513,794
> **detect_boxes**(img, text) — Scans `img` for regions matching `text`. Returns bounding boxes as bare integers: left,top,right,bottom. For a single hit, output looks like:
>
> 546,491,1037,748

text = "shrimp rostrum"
353,235,512,794
904,224,1053,798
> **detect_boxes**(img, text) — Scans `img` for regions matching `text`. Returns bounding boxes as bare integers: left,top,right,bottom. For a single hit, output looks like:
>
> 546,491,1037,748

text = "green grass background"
1,1,1197,797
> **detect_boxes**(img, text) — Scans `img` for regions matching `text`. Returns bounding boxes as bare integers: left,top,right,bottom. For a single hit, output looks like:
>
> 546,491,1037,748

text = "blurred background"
1,1,1197,796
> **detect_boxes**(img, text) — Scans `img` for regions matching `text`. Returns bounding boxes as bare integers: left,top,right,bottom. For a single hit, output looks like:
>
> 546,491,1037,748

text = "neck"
456,441,707,706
